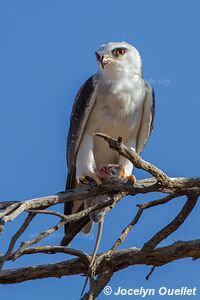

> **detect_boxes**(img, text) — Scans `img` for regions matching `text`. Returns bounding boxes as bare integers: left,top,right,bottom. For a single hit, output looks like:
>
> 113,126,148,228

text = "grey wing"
60,75,98,246
67,74,98,180
136,82,155,154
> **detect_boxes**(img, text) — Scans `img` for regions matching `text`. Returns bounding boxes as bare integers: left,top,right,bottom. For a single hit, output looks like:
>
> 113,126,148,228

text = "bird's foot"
80,166,136,185
79,176,93,185
80,172,102,186
91,172,102,185
126,175,136,183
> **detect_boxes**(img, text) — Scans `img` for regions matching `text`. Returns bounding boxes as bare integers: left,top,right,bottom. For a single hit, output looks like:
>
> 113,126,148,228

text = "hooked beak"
100,55,109,69
100,55,113,69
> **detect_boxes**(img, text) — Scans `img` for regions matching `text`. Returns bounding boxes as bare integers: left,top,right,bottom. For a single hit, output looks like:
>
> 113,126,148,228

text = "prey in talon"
79,164,136,186
98,164,136,183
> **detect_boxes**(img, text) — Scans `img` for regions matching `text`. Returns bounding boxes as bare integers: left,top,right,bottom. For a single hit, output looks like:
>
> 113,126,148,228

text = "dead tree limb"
0,240,200,285
0,134,199,300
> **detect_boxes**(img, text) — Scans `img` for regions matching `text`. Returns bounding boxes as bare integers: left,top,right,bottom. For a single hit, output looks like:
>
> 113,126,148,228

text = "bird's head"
95,42,142,80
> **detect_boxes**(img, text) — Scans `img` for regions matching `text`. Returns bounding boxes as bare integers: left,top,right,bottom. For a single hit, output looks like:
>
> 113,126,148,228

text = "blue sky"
0,0,200,299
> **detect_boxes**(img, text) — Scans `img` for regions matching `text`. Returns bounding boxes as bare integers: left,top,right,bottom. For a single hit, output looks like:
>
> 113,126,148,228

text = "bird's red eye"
95,52,100,61
113,48,126,57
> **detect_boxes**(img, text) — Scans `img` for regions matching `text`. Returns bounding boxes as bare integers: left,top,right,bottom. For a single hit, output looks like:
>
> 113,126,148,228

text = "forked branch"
0,133,199,300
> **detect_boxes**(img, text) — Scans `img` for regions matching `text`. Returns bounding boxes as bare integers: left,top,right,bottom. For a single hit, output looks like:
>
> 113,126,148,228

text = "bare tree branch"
0,134,199,300
0,212,35,270
0,240,200,284
9,246,90,263
0,201,20,210
1,176,199,224
110,193,178,253
140,193,198,253
81,269,114,300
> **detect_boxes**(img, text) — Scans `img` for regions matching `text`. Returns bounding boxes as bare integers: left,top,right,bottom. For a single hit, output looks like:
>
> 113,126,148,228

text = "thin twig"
140,194,199,253
111,194,179,252
9,246,90,263
137,193,178,209
97,193,178,265
26,209,70,219
145,266,156,280
81,269,114,300
11,197,121,261
111,207,143,252
0,212,35,270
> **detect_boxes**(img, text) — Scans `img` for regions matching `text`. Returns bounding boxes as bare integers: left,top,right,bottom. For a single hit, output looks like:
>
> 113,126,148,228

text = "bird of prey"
61,41,155,246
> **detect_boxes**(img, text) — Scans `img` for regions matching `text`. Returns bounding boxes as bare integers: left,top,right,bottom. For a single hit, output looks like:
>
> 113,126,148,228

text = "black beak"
100,55,108,69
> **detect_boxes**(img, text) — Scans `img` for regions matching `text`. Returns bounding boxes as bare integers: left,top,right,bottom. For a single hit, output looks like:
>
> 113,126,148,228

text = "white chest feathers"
87,77,146,139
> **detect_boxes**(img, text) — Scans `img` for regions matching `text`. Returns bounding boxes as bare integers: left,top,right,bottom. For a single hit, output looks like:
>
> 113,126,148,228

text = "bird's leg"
118,154,136,183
